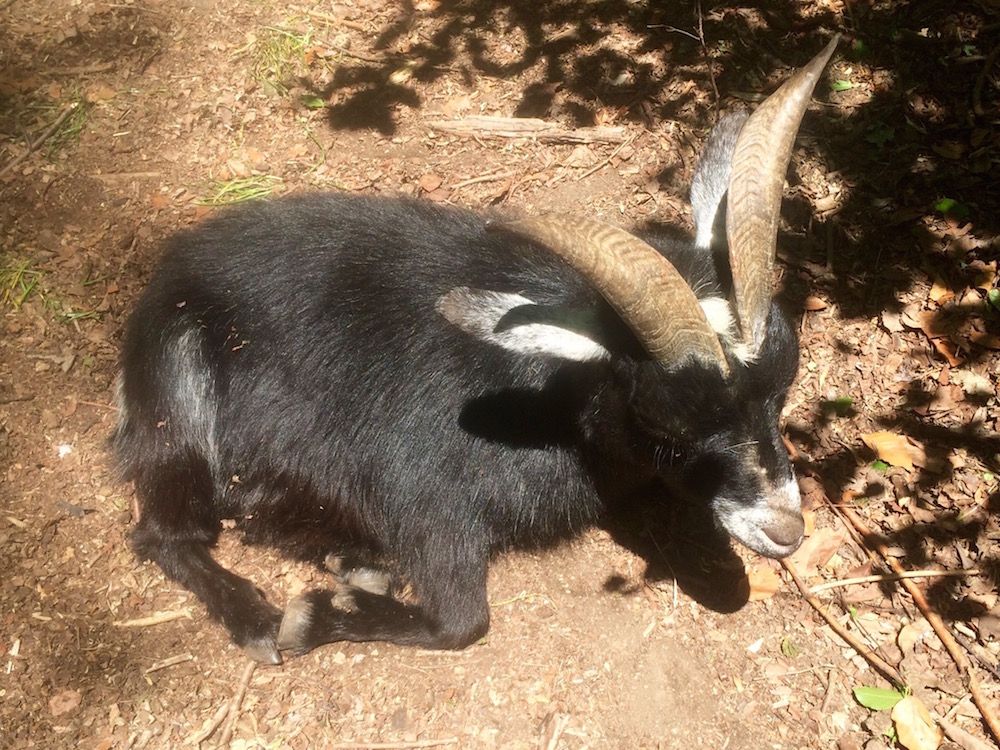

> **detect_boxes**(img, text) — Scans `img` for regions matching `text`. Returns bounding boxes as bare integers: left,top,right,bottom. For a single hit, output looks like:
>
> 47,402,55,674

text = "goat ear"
436,287,611,362
689,110,749,250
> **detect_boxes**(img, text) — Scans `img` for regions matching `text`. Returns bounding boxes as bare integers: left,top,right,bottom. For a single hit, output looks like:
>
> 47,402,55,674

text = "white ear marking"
437,287,610,362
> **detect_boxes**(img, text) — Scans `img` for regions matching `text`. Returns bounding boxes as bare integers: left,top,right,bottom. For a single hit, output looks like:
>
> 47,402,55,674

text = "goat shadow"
460,385,752,614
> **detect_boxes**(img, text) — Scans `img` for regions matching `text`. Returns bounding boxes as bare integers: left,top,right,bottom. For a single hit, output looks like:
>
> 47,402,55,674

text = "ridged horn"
495,215,730,374
727,35,839,356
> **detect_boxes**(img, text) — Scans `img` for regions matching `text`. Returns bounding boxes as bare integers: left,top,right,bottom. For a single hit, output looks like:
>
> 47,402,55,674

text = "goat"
112,38,838,663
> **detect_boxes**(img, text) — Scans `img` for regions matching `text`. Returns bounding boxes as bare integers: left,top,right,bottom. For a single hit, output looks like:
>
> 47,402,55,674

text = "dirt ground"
1,1,998,748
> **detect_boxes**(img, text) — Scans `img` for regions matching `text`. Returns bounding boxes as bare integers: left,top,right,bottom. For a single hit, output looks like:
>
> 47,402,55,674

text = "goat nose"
760,509,804,549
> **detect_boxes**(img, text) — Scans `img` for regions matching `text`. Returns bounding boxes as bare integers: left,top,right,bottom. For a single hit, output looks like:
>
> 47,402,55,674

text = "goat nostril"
762,512,804,549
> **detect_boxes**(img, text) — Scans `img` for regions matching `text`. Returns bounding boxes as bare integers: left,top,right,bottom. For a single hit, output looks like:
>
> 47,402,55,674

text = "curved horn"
727,35,839,356
496,215,730,374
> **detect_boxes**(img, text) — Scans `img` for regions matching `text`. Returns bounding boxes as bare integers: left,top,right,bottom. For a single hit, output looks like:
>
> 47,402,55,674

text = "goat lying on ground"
113,38,839,663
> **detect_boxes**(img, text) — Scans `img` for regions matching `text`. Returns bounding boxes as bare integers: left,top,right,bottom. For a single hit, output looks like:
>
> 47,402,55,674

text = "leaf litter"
1,1,998,749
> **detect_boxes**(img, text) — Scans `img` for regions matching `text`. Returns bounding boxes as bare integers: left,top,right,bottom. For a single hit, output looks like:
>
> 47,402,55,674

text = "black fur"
114,132,800,662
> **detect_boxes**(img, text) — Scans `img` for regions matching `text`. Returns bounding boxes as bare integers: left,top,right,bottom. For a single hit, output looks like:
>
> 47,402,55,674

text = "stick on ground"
327,738,459,749
0,102,79,179
427,116,626,144
781,558,905,688
809,568,983,594
216,660,257,748
114,608,191,628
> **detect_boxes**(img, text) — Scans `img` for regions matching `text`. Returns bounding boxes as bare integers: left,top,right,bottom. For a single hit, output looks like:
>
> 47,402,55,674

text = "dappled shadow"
600,485,752,614
315,0,997,316
314,0,836,134
303,0,1000,629
790,409,999,622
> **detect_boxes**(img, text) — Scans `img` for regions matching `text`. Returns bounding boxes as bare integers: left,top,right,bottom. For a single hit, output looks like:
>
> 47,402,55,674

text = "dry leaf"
881,310,905,332
951,370,994,398
802,506,816,537
931,338,963,367
418,173,442,193
969,261,997,292
786,526,846,577
928,277,954,304
970,331,1000,350
803,295,828,311
932,141,964,160
861,431,926,471
891,695,942,750
85,81,117,102
897,618,933,654
746,563,781,601
49,688,82,716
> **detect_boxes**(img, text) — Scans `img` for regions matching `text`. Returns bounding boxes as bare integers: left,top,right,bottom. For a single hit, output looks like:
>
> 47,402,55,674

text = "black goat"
113,39,838,663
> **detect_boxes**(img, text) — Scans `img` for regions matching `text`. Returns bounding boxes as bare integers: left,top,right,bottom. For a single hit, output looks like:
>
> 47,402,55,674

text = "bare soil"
1,1,998,749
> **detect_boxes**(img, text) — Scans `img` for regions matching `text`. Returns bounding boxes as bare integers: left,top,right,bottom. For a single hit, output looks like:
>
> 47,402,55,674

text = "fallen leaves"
746,563,781,601
786,527,847,578
892,695,943,750
861,431,927,471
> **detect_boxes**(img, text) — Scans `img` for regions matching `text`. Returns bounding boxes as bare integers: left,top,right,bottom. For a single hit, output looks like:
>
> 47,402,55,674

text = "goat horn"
496,215,730,374
727,35,839,356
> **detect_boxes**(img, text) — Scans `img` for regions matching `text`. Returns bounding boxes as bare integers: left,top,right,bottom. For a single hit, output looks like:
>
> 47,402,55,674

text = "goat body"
114,39,838,662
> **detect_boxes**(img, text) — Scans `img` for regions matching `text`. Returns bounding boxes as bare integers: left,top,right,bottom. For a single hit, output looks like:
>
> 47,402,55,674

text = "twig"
837,500,1000,745
695,1,719,110
939,717,996,750
114,608,191,628
647,24,700,43
973,43,999,117
427,116,626,144
952,629,1000,682
48,62,116,75
0,102,79,179
185,702,229,746
324,42,392,64
448,170,515,190
289,5,367,31
326,739,459,749
541,712,570,750
780,558,905,688
77,399,120,411
809,568,983,594
144,653,194,674
216,660,256,748
578,135,636,181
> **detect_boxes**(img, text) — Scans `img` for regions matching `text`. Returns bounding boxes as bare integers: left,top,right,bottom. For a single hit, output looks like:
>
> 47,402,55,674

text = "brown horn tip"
726,35,840,356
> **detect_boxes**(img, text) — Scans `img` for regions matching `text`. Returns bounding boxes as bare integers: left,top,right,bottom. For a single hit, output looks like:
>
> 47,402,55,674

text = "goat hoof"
343,567,391,596
243,636,282,665
277,593,315,653
323,554,343,575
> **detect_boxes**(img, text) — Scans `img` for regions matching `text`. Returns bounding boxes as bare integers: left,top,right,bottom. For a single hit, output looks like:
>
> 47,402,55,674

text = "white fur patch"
113,372,127,426
699,296,755,365
167,328,218,465
437,287,610,362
